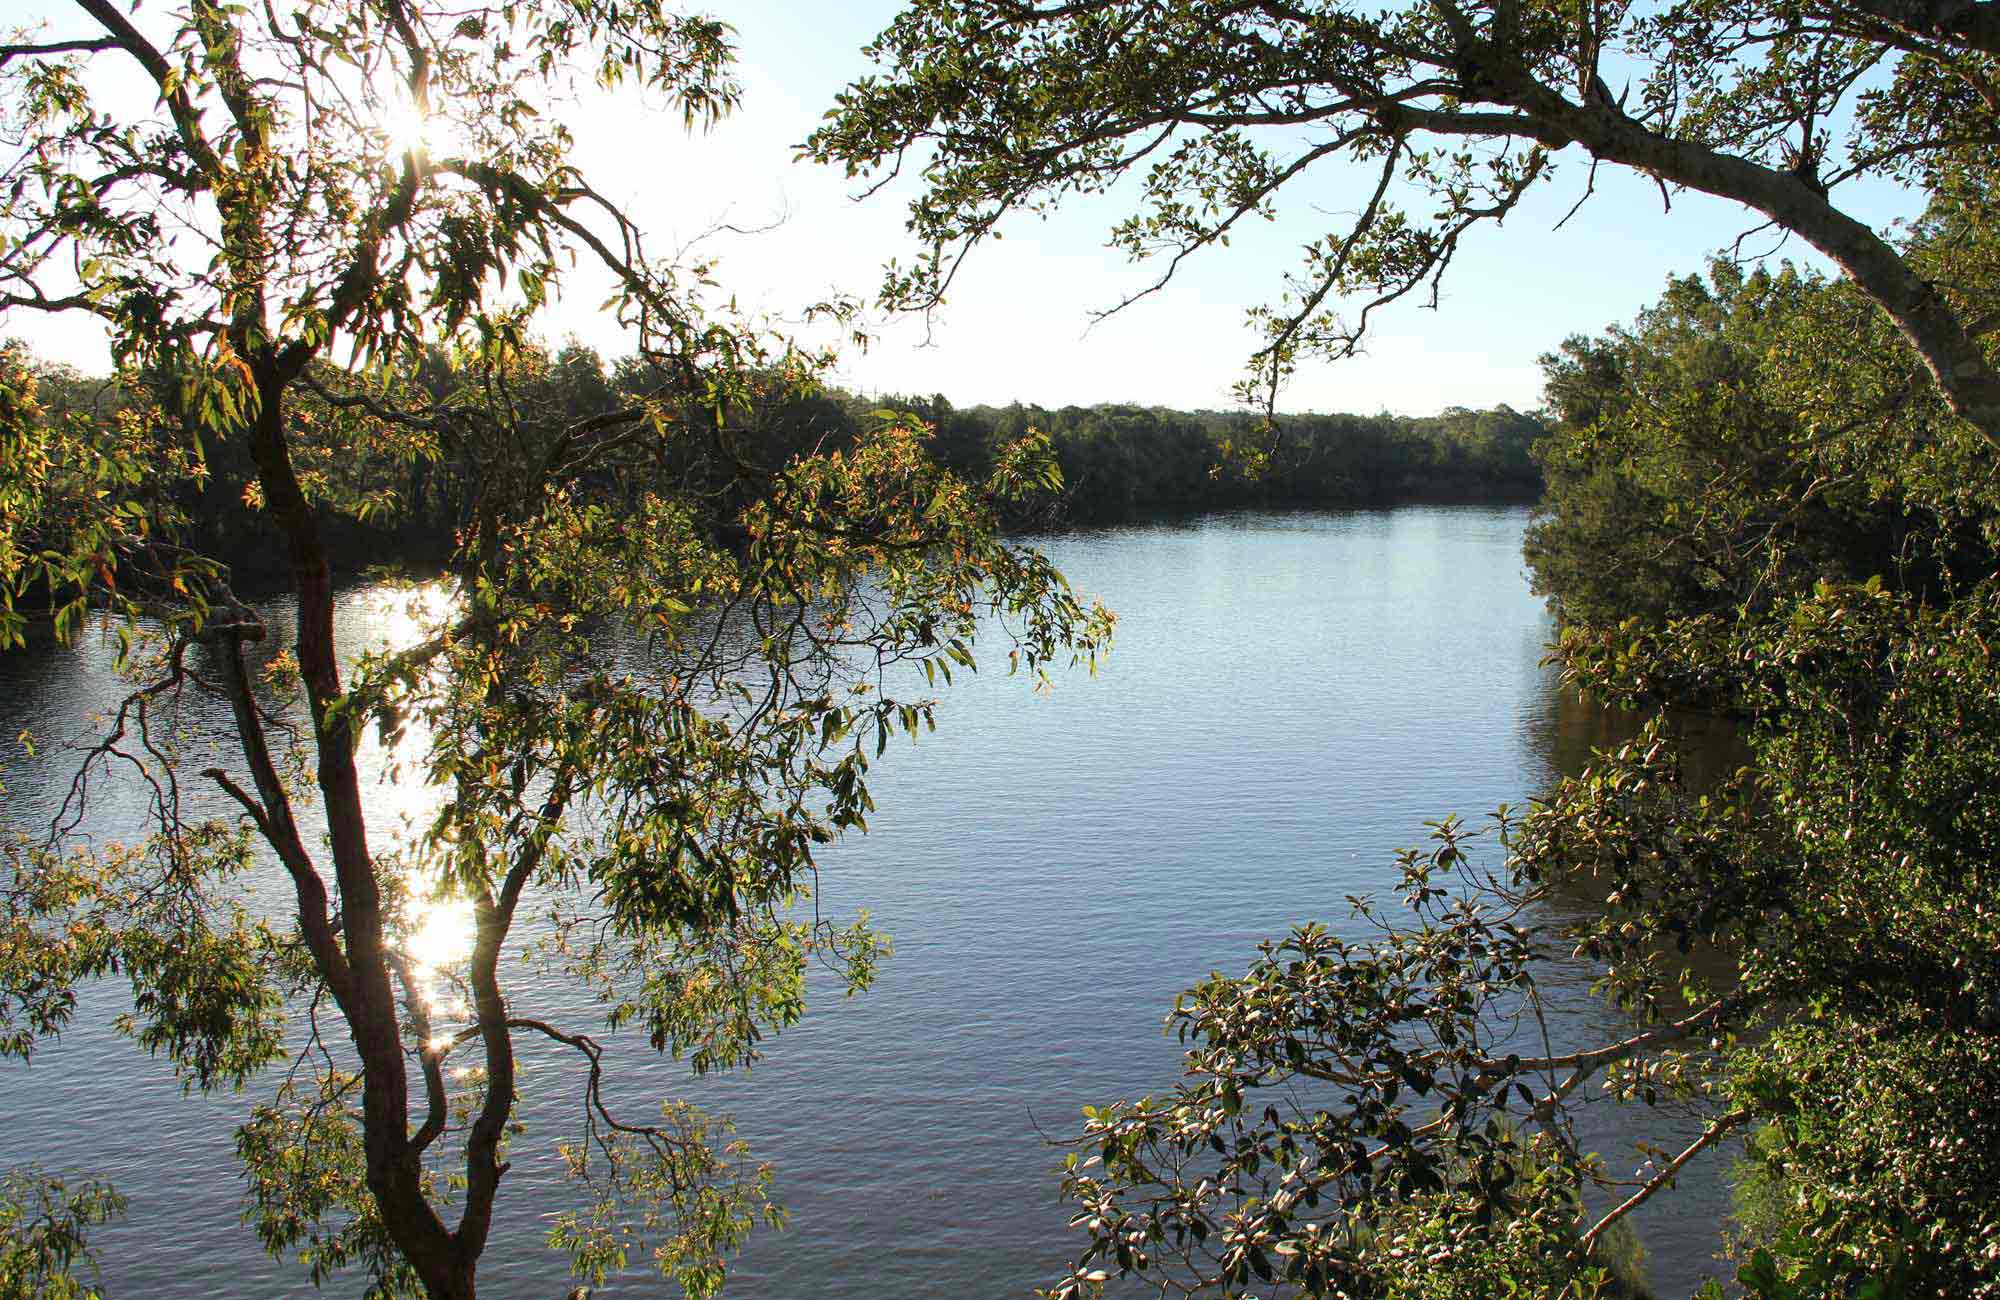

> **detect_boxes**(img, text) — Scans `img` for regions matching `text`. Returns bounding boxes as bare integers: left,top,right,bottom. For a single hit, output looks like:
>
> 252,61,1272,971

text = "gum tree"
0,1166,122,1300
808,0,2000,435
807,5,2000,1296
0,3,1110,1297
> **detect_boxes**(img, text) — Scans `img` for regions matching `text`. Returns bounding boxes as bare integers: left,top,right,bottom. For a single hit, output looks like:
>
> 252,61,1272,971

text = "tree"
807,0,2000,434
1525,260,1912,632
0,4,1110,1298
804,5,2000,1295
1528,173,2000,678
1041,577,2000,1298
0,1167,123,1300
1005,222,2000,1300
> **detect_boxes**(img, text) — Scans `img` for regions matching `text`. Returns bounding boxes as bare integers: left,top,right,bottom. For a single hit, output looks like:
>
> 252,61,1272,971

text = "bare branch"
1581,1109,1752,1249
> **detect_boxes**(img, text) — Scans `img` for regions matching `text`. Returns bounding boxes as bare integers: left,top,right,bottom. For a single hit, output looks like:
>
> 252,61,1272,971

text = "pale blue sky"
12,0,1923,415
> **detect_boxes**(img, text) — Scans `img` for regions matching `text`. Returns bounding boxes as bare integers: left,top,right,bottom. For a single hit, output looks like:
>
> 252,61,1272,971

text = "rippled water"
0,507,1736,1298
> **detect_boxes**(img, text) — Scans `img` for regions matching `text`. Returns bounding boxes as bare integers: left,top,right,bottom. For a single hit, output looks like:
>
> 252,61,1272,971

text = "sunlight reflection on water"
406,901,475,996
0,508,1744,1299
353,579,478,992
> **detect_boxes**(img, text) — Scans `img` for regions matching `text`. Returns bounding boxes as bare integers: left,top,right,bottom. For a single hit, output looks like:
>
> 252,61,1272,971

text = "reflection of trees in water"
1513,679,1756,1293
1524,674,1749,795
1525,681,1751,953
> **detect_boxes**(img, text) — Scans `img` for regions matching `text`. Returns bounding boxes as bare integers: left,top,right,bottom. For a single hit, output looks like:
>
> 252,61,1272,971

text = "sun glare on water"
354,580,481,999
370,579,458,651
405,894,476,1011
407,895,475,971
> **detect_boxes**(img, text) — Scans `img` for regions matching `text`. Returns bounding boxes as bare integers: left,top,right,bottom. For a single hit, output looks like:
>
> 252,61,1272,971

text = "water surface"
0,507,1733,1298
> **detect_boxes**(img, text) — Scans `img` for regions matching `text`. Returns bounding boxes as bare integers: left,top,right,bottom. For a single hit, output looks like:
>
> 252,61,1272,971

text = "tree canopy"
1528,170,2000,683
874,395,1546,521
1525,259,1946,633
10,1,2000,1296
1019,177,2000,1300
804,5,2000,1297
809,0,2000,432
0,3,1109,1297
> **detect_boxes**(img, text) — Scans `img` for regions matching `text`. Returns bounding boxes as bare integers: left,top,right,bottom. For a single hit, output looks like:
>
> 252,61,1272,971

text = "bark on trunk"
242,366,464,1296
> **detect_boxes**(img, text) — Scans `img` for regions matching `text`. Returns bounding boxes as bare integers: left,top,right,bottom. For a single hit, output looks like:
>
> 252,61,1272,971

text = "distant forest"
870,394,1546,523
14,344,1548,584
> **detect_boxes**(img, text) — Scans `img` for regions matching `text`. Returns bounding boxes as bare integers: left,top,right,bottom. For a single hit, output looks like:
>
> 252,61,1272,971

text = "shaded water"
0,507,1739,1298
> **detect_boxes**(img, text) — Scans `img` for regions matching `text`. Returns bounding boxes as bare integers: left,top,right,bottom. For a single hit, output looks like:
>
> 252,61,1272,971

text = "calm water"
0,507,1735,1298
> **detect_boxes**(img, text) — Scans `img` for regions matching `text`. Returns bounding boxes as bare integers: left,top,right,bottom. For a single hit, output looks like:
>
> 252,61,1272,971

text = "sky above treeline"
13,0,1921,416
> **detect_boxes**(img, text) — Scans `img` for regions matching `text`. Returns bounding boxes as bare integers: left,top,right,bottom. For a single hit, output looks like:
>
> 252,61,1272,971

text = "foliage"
1724,1025,2000,1299
235,1072,433,1297
0,1168,124,1300
1528,262,1881,630
1041,791,1751,1300
1038,565,2000,1298
809,6,2000,1295
0,832,113,1064
12,345,1544,590
0,3,1111,1299
797,5,2000,1294
796,6,2000,1293
1708,582,2000,1298
1362,1157,1652,1300
1541,568,2000,1296
1527,180,2000,643
952,172,1999,1300
880,397,1545,524
1519,185,2000,1300
809,0,2000,434
0,342,208,648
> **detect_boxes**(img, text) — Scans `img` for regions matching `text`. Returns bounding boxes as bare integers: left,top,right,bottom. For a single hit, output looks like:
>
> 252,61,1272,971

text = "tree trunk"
241,365,465,1293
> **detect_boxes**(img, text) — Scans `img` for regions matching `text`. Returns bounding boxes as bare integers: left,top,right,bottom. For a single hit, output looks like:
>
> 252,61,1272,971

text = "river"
0,506,1738,1298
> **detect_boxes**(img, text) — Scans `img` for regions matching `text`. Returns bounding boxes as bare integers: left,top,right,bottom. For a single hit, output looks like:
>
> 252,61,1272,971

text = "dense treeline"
1526,172,2000,693
1514,171,2000,1297
13,0,2000,1297
999,180,2000,1299
8,341,1546,587
1526,260,1996,637
873,397,1545,523
0,0,1115,1286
